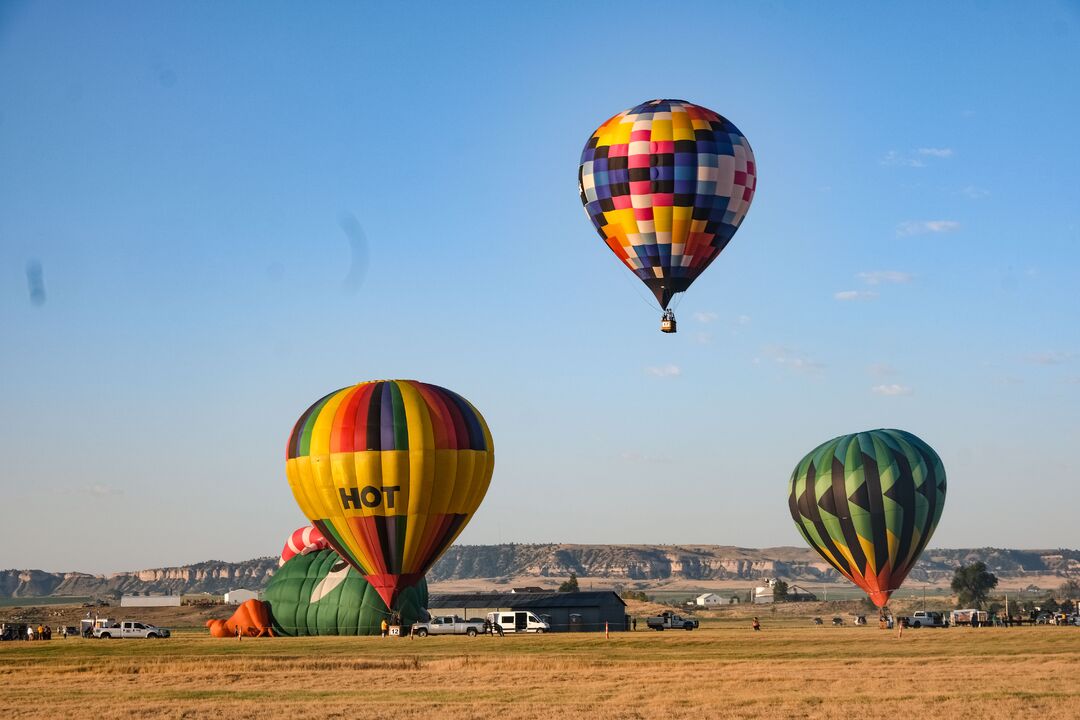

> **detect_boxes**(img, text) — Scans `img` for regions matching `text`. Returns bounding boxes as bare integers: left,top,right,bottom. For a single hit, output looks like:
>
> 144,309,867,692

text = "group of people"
0,623,72,641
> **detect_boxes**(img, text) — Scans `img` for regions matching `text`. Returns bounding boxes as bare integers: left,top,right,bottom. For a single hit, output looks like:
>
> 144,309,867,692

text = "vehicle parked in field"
903,611,947,628
410,615,486,637
485,611,550,633
646,611,698,631
93,620,171,639
950,609,989,627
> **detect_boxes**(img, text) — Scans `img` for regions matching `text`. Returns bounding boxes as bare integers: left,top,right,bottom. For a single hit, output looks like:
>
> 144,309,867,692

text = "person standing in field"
752,617,761,631
632,618,637,631
380,618,388,638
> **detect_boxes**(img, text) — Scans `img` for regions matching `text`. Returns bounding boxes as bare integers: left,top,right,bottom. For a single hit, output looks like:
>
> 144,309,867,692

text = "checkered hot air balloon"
578,99,756,317
787,429,947,608
285,380,494,610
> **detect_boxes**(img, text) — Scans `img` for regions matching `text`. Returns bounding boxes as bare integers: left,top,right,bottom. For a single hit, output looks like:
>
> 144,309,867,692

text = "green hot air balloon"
787,429,946,607
264,549,428,636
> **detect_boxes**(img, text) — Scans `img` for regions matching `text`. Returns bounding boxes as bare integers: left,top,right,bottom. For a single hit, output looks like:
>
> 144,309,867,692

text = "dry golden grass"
2,621,1077,719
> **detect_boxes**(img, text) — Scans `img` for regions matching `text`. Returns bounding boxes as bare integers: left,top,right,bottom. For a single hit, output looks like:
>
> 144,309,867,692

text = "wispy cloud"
693,311,718,323
620,451,672,464
961,185,990,199
735,315,751,326
762,346,825,375
896,220,960,236
881,150,924,168
872,384,913,396
1024,351,1075,366
917,147,954,158
867,363,897,378
834,290,879,301
646,364,682,378
84,484,123,498
882,147,954,167
857,271,913,285
694,332,712,345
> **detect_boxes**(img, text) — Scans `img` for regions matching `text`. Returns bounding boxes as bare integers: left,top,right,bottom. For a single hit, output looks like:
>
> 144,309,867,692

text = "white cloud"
881,150,924,168
834,290,879,301
918,147,954,158
693,311,718,323
694,332,712,345
962,186,990,199
735,315,751,326
646,364,681,378
896,220,960,236
872,384,913,396
857,271,913,285
1024,351,1075,366
763,346,825,375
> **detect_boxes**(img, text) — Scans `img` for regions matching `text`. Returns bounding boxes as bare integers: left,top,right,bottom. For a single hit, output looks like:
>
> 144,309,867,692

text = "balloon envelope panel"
787,429,946,607
578,99,756,308
285,380,493,609
264,550,428,636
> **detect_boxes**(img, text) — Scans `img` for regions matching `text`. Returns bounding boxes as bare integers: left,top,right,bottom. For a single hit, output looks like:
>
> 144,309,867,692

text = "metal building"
427,591,629,632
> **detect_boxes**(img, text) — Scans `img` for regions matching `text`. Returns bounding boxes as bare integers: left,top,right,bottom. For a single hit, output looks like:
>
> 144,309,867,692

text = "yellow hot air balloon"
285,380,494,609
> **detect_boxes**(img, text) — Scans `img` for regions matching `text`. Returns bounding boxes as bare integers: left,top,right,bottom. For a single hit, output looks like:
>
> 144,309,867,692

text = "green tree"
558,573,579,593
951,562,998,609
772,580,789,602
1058,579,1080,600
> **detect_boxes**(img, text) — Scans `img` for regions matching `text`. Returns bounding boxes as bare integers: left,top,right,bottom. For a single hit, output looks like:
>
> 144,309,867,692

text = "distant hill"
1,545,1076,598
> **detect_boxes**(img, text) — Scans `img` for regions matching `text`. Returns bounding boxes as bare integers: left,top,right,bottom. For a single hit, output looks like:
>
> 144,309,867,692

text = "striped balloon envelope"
278,525,330,567
285,380,494,610
578,99,756,310
787,429,946,608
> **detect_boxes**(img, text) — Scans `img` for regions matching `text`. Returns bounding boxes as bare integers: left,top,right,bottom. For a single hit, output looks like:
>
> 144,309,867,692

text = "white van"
486,611,550,634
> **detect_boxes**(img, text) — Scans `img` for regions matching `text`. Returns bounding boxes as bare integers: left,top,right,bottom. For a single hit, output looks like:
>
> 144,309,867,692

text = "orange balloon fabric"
206,599,275,637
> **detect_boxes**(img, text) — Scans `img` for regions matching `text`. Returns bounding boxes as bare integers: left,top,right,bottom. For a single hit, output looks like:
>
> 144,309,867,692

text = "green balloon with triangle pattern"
787,428,946,607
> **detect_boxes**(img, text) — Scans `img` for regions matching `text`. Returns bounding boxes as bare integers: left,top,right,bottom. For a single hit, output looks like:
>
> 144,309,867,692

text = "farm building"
427,591,628,632
224,588,260,605
787,584,818,602
753,581,818,604
695,593,724,607
120,594,181,608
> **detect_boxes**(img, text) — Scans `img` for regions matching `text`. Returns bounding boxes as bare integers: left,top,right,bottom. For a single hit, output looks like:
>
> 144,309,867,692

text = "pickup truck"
902,611,947,628
410,615,486,637
94,620,171,639
646,611,699,631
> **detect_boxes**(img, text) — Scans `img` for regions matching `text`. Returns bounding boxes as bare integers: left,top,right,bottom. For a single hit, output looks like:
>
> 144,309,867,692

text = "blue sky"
2,2,1078,573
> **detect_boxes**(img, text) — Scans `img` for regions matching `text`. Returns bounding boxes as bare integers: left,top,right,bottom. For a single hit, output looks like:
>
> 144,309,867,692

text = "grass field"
1,617,1077,719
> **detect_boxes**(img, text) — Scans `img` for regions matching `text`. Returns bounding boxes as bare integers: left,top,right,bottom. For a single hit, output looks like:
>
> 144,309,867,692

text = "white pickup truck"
410,615,486,637
646,611,699,631
903,611,947,628
94,620,171,639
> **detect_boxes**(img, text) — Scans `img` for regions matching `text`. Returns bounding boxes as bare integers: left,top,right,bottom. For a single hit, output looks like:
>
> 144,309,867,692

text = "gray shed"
427,591,628,632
